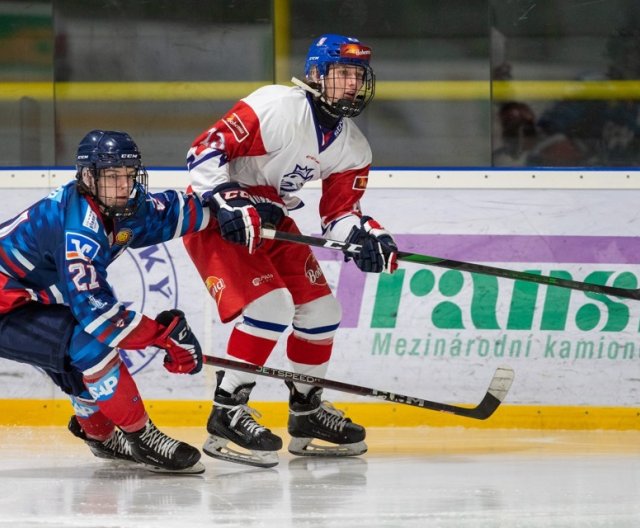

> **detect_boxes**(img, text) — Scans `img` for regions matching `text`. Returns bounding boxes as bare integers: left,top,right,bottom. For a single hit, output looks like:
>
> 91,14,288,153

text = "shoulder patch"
65,231,100,261
114,229,134,246
222,112,249,142
82,207,100,232
353,175,368,190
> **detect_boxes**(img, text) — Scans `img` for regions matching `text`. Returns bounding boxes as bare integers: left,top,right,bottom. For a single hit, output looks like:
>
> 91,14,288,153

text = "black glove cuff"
155,309,184,326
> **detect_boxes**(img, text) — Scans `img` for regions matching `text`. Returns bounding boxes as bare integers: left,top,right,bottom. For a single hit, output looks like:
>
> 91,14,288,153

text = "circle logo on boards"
109,243,178,374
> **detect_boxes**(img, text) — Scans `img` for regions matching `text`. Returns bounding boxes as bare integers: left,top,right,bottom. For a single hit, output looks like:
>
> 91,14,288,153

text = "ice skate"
286,381,367,457
123,420,205,474
68,415,136,463
203,376,283,468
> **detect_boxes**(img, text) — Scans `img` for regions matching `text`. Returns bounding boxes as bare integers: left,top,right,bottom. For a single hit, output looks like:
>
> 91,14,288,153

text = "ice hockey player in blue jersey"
0,130,211,474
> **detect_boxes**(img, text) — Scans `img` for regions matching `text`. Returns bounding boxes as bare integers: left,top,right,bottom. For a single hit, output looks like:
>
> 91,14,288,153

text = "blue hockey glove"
208,182,261,254
345,216,398,274
155,310,203,375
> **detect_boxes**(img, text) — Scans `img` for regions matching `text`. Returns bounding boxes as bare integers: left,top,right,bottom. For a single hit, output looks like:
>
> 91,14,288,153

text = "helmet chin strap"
291,77,321,97
291,76,344,122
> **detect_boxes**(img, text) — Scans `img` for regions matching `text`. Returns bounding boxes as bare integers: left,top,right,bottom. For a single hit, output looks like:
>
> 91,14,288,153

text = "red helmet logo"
340,43,371,61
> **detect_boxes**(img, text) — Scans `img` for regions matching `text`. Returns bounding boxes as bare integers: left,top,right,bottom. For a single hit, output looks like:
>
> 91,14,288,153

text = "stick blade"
464,366,515,420
487,366,515,402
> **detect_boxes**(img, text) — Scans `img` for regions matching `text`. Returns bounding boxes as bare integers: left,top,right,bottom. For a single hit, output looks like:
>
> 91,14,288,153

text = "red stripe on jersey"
184,197,197,234
0,246,26,278
96,309,132,343
319,165,370,225
0,271,33,312
0,290,32,313
97,324,116,343
38,290,50,304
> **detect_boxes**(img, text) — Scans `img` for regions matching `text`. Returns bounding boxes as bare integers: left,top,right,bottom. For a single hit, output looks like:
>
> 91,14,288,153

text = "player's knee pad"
0,304,76,372
238,288,295,340
292,294,342,341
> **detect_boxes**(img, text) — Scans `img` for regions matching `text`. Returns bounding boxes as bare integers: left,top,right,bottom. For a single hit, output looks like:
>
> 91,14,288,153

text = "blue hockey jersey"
0,181,210,349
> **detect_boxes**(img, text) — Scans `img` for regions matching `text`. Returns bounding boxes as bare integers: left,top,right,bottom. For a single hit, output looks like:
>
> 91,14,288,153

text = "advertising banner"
0,183,638,409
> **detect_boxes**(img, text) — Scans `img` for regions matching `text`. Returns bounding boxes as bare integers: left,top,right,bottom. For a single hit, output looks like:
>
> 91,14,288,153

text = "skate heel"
68,415,136,463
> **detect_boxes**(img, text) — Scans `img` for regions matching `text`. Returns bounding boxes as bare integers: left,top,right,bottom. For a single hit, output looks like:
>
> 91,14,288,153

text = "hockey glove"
253,200,287,230
154,310,203,375
345,216,398,274
208,182,261,254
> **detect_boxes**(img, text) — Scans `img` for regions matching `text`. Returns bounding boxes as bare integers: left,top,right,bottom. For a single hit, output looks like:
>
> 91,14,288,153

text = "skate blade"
142,460,206,475
288,437,367,457
203,435,279,468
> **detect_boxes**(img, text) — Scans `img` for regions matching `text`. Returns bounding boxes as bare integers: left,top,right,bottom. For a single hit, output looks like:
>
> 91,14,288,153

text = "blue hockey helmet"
75,129,148,218
304,34,375,117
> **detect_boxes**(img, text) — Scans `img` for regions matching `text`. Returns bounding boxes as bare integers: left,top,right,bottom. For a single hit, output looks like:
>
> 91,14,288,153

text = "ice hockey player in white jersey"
183,34,398,467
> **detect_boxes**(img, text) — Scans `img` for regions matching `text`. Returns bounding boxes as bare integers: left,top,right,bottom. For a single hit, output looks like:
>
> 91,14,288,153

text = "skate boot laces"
103,431,133,457
226,403,269,435
140,423,181,459
296,401,350,432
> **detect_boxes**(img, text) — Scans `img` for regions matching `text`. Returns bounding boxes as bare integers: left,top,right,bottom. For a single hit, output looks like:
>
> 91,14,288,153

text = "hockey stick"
261,228,640,300
203,354,514,420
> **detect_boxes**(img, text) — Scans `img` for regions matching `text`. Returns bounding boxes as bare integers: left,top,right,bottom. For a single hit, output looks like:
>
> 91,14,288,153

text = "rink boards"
0,169,639,429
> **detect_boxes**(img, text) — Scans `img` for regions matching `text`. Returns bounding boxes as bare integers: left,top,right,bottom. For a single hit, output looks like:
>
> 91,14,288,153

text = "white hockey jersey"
186,84,372,240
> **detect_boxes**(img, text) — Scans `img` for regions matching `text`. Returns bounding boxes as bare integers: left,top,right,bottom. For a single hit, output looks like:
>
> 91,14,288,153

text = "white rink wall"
1,168,640,408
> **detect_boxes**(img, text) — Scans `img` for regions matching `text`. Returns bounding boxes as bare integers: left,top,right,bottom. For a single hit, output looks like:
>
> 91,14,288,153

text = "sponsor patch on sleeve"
65,232,100,261
82,207,99,232
353,174,368,190
222,112,249,143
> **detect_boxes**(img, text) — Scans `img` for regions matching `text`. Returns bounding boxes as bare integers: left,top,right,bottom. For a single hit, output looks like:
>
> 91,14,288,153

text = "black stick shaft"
262,228,640,300
203,354,514,420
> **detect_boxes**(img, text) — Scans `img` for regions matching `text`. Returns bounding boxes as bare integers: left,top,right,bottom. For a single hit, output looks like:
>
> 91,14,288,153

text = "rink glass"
1,0,638,168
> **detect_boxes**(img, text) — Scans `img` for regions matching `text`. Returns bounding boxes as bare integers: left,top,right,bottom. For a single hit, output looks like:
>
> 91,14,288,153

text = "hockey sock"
70,396,115,442
219,327,278,394
83,359,148,433
286,333,332,395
